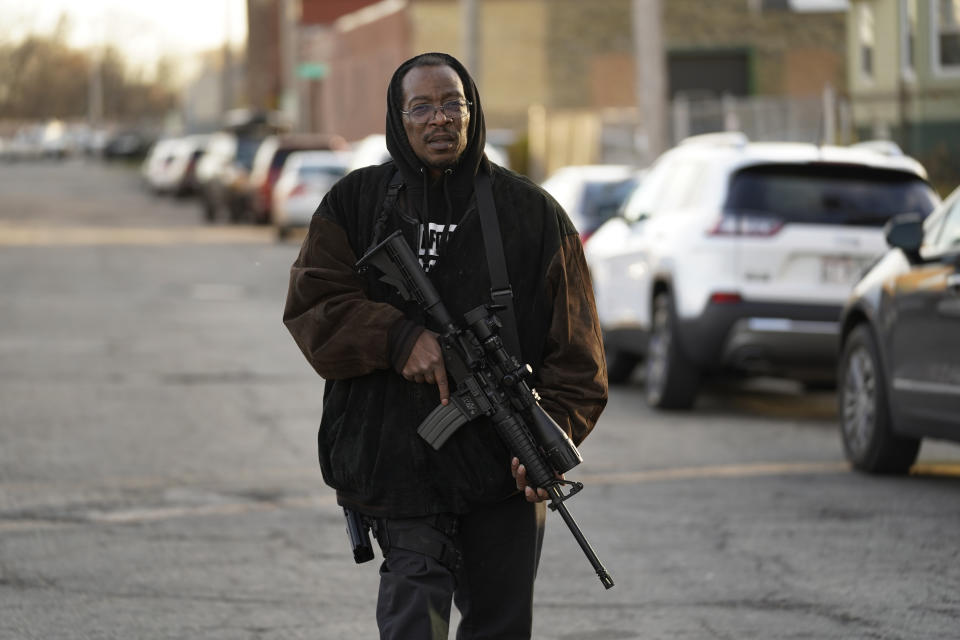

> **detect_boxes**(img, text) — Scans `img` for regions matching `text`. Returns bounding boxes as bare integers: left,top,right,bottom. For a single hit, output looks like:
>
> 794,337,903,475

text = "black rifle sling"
475,170,522,357
368,169,404,253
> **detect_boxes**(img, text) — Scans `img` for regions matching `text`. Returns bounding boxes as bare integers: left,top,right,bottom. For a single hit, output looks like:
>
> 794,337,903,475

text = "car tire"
605,346,638,385
202,200,216,223
838,324,920,474
644,291,700,410
201,189,218,223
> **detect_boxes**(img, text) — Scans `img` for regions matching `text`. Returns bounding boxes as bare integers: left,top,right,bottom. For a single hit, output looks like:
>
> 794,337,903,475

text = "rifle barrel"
548,486,615,589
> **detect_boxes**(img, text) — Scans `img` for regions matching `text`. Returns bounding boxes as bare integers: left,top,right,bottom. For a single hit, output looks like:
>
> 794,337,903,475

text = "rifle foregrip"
493,412,555,489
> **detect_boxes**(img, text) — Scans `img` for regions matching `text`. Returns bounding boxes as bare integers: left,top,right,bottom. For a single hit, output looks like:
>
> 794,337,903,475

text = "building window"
859,3,875,80
901,0,917,79
934,0,960,73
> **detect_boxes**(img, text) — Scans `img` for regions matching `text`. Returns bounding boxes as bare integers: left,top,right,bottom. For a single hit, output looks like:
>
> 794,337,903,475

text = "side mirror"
884,213,924,255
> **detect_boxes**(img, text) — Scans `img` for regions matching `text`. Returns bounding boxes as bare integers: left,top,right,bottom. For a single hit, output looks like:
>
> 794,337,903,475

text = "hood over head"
385,52,488,208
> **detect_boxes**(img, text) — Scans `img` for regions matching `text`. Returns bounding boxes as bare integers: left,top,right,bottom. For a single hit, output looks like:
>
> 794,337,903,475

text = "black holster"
344,507,375,564
373,513,462,574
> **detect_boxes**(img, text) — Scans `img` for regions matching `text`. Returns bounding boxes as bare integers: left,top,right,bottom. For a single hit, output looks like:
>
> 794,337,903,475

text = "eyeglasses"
401,100,472,124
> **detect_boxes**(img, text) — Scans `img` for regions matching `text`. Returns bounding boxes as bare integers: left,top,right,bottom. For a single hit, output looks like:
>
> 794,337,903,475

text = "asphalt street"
1,159,959,639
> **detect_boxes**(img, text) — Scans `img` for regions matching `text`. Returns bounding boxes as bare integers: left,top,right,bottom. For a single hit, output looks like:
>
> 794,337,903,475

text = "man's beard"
427,156,461,172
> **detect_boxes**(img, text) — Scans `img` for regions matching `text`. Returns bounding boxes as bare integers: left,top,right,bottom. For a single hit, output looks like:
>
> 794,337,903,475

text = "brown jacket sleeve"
283,216,422,380
536,234,609,446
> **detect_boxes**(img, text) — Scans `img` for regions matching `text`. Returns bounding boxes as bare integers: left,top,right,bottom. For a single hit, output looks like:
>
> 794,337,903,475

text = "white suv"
584,133,939,409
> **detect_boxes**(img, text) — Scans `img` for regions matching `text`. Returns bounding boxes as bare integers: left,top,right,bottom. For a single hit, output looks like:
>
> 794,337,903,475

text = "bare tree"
0,15,178,123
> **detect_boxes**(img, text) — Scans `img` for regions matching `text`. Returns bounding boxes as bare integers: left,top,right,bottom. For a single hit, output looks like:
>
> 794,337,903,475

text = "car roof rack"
849,140,904,156
679,131,749,149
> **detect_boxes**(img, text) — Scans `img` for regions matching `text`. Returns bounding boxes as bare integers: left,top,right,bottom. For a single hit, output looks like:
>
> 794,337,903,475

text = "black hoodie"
284,53,607,518
386,53,485,208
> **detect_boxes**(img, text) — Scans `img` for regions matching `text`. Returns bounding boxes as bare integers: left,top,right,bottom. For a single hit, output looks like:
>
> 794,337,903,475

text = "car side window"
654,161,706,213
622,157,673,222
923,189,960,258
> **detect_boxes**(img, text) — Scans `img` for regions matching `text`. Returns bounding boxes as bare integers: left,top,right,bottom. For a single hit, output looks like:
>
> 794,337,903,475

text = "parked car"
195,131,263,222
272,150,352,238
837,185,960,473
102,129,153,161
347,134,391,172
0,126,43,162
584,132,939,409
141,135,209,197
245,133,349,224
540,165,644,243
39,119,69,159
141,138,178,191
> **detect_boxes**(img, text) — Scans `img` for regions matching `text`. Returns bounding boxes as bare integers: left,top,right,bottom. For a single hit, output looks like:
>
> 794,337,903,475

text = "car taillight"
289,183,308,197
708,215,784,237
709,292,743,304
257,168,278,202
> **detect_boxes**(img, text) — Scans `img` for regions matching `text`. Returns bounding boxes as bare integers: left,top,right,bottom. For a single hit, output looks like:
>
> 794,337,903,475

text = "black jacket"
283,53,607,518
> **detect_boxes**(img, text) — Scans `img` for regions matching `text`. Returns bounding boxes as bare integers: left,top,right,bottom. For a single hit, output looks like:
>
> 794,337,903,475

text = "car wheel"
202,198,216,223
227,199,246,224
605,346,638,385
644,292,700,410
201,189,218,223
838,324,920,474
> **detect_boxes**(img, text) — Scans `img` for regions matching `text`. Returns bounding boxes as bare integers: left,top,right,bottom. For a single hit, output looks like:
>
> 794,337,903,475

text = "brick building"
245,0,850,176
307,0,641,141
664,0,846,100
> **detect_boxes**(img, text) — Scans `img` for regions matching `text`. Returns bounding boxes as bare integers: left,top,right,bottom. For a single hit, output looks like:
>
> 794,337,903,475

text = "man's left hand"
511,457,551,503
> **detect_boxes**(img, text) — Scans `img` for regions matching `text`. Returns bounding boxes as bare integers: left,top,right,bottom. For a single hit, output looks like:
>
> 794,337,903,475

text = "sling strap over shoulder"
371,167,521,358
475,170,521,357
369,170,405,252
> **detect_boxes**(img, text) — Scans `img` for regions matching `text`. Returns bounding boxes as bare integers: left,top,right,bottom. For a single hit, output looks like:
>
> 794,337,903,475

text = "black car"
838,185,960,473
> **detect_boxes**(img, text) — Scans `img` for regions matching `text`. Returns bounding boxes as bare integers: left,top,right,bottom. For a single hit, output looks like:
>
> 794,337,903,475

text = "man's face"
401,65,470,176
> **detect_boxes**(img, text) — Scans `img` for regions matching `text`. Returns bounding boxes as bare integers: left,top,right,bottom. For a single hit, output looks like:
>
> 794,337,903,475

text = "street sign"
297,62,329,79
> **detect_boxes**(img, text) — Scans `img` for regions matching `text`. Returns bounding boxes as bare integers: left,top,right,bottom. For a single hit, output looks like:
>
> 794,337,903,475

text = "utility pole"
88,11,105,129
632,0,667,165
88,52,103,127
461,0,480,81
280,0,300,130
222,0,234,115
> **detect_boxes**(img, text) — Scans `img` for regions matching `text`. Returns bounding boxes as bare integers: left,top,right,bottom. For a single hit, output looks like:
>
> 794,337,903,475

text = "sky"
0,0,247,77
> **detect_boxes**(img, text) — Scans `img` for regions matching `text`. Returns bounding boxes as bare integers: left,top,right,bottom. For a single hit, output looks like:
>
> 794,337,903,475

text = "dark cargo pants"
374,493,546,640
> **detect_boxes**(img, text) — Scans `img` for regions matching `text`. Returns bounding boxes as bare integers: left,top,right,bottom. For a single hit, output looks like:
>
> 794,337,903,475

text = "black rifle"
357,230,614,590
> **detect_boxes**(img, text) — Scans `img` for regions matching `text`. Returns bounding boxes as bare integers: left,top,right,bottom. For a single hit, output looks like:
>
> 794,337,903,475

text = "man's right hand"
401,330,450,405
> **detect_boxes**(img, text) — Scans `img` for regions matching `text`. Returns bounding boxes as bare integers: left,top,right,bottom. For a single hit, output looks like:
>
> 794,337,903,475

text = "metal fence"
529,88,853,180
668,89,852,148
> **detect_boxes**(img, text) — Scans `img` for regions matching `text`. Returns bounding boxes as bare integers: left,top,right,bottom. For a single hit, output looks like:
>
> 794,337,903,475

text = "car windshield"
235,137,262,170
300,165,347,180
575,177,640,228
725,164,938,226
272,149,294,171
